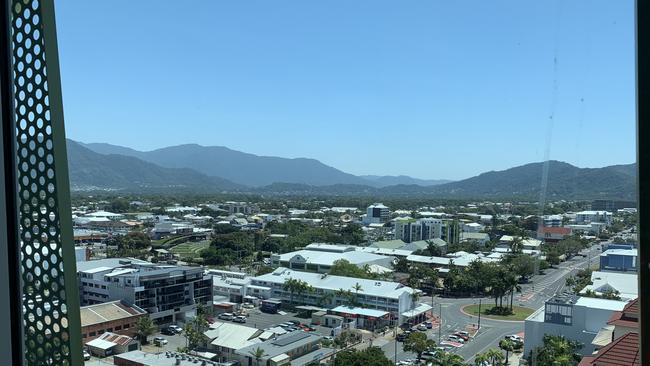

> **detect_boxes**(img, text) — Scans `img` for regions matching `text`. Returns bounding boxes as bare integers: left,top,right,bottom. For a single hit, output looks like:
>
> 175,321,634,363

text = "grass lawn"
462,304,535,321
169,240,210,259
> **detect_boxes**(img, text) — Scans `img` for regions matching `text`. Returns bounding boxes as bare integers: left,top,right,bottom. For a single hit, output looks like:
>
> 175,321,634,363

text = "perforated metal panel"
10,0,82,365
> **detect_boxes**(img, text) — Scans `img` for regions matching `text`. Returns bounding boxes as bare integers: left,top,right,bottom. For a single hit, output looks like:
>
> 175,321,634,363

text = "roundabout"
461,304,535,322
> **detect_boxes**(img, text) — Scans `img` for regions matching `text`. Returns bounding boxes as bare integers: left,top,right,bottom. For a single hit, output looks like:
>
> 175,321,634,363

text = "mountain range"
68,140,636,200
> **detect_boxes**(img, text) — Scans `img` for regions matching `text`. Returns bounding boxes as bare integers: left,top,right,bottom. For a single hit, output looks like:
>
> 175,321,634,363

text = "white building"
394,218,443,243
251,268,430,324
575,211,613,226
462,222,484,233
363,203,390,225
580,271,638,301
524,295,629,356
270,243,394,273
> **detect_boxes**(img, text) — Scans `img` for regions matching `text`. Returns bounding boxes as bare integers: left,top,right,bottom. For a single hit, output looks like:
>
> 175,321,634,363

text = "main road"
382,244,603,364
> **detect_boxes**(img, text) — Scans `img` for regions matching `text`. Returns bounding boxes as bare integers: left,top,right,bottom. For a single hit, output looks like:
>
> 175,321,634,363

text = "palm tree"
351,282,363,305
249,346,269,366
316,291,334,307
283,278,298,304
431,352,467,366
499,339,516,364
134,316,157,345
509,236,524,254
485,348,505,366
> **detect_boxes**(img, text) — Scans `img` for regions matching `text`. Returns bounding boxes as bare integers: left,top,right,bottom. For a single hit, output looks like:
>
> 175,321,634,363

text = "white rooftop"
574,296,628,311
205,321,262,350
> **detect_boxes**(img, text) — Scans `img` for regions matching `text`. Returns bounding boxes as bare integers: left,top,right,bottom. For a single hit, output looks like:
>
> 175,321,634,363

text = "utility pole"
476,299,481,332
394,321,398,365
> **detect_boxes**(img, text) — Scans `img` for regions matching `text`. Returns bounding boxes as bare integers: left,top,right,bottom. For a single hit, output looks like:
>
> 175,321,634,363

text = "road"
382,244,603,364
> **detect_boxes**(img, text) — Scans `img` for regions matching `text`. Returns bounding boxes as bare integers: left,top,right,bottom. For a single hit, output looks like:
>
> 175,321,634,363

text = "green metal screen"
10,0,82,364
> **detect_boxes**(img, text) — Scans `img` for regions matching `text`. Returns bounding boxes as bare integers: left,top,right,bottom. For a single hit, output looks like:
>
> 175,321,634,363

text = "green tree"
134,316,157,345
499,339,516,364
333,346,393,366
475,348,504,366
249,346,269,366
430,352,467,366
531,335,582,366
402,332,437,362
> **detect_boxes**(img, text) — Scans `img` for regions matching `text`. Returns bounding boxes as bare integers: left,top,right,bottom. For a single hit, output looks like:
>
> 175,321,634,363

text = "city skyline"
56,1,635,180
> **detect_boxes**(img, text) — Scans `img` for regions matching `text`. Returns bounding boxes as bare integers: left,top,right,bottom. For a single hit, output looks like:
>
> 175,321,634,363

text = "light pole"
477,299,482,330
438,303,442,344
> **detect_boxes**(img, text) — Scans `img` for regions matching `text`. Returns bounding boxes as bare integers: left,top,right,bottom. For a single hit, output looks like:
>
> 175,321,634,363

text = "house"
85,332,139,357
524,295,628,356
578,332,639,366
462,222,484,233
234,331,332,366
537,226,572,243
580,271,638,301
599,249,637,272
80,300,147,342
203,322,263,360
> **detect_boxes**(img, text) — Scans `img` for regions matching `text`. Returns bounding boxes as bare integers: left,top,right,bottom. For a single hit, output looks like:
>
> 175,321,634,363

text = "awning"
401,303,433,318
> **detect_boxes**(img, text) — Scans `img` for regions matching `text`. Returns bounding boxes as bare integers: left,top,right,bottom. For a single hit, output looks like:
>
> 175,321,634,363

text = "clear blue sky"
55,1,635,181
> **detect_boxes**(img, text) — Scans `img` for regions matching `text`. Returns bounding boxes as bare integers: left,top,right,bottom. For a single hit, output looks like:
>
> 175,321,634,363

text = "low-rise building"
251,267,429,324
85,332,139,357
580,271,638,301
537,226,572,243
459,232,489,245
524,295,628,356
80,300,147,341
203,322,263,360
114,350,236,366
234,331,332,366
575,211,613,226
270,244,394,273
599,249,637,272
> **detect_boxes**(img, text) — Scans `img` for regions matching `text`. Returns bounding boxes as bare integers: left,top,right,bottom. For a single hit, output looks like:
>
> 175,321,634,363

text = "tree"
509,236,524,254
402,332,436,362
430,352,467,366
475,349,504,366
546,252,560,267
330,259,375,279
508,254,536,280
334,347,393,366
182,314,210,350
499,339,516,364
283,278,312,304
531,335,582,366
134,316,157,344
249,346,269,366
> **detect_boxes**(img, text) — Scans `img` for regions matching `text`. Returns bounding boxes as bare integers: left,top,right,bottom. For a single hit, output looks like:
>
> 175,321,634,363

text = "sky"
55,1,635,181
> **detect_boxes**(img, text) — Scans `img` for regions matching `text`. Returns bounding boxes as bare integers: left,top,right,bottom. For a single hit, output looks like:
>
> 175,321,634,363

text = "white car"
447,335,465,343
218,313,234,320
168,325,182,334
233,315,247,323
82,350,91,361
153,336,168,346
505,334,523,343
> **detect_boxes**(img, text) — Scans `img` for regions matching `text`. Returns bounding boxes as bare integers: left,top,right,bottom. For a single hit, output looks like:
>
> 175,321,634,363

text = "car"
302,325,315,331
396,331,411,342
456,331,469,337
421,350,437,359
324,336,334,341
168,325,183,334
242,302,255,309
218,313,234,321
417,324,428,331
425,321,433,329
288,320,301,325
447,335,465,343
83,350,91,361
153,337,168,346
161,327,176,335
279,322,292,328
505,334,523,343
233,315,247,323
453,332,469,341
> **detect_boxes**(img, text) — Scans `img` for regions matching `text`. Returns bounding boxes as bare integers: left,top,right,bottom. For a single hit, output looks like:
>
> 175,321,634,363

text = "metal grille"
10,0,81,364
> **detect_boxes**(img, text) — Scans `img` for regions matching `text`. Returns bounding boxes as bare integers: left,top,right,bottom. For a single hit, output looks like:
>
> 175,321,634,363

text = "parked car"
161,327,176,336
505,334,523,343
288,320,301,326
456,331,470,337
218,313,234,321
425,321,433,329
233,315,247,323
279,322,292,328
417,324,428,331
421,350,437,359
447,335,465,343
168,325,183,334
242,302,255,309
397,331,411,342
83,350,91,361
153,337,168,346
453,332,469,341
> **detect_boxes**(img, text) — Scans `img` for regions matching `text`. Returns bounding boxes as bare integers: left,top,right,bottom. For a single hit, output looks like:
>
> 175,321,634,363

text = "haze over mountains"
69,140,636,200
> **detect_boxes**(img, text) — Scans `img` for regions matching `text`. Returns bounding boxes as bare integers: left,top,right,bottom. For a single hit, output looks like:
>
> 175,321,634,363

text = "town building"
85,332,140,357
77,258,213,323
578,332,639,366
599,249,638,272
113,350,235,366
543,215,563,227
459,232,490,245
270,243,394,273
524,294,628,356
234,331,333,366
536,226,572,243
251,268,430,324
394,218,444,243
80,300,147,342
362,203,390,225
580,271,638,301
575,211,613,226
203,322,263,360
591,200,636,211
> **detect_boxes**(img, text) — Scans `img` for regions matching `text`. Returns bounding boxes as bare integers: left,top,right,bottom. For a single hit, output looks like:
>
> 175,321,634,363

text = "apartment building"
77,258,213,323
363,203,390,224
